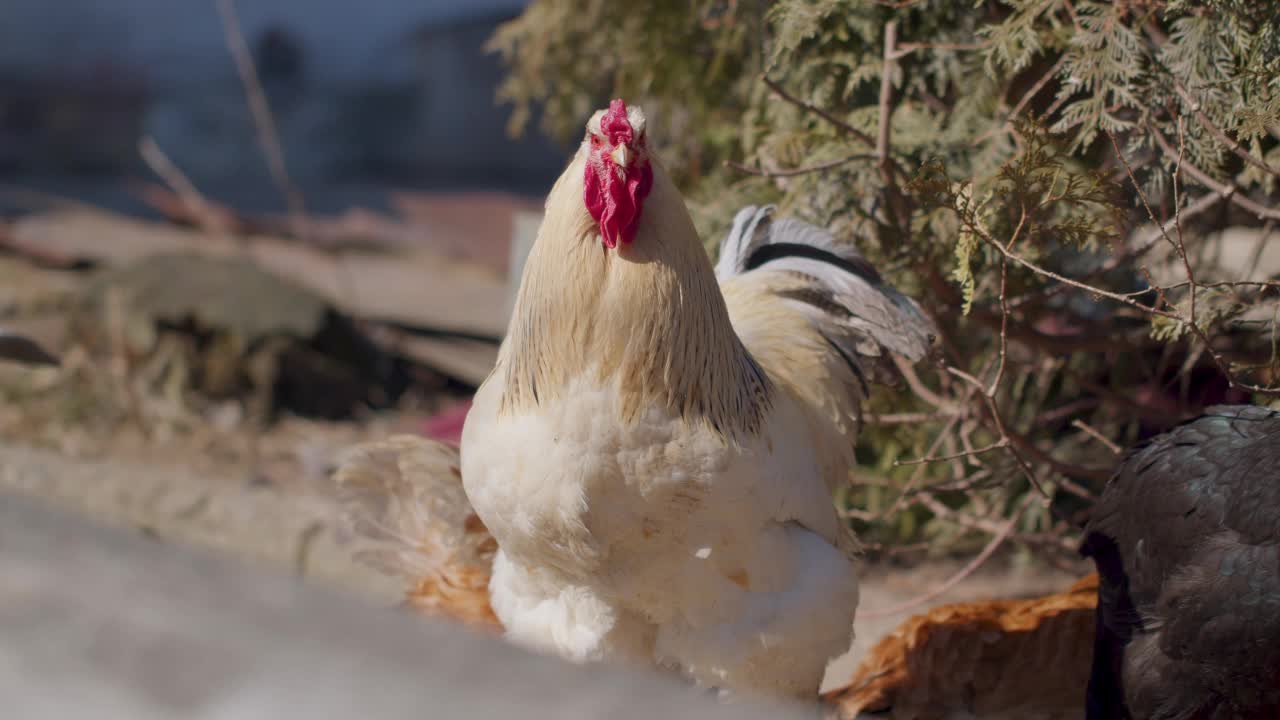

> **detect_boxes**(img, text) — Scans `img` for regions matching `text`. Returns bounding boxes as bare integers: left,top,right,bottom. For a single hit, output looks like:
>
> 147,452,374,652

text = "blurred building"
0,0,566,210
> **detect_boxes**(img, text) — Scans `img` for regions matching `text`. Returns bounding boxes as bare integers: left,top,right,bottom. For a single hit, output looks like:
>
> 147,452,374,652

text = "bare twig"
215,0,309,240
725,154,876,177
895,440,1006,466
1116,191,1226,273
1010,55,1068,122
762,74,878,150
1106,128,1198,320
1152,279,1280,293
859,493,1039,619
875,19,915,236
1149,125,1280,222
961,211,1183,321
916,491,1076,553
892,354,957,412
863,411,952,425
908,468,997,496
1001,428,1108,489
138,137,235,241
946,366,1086,504
877,20,898,175
1173,119,1197,330
892,40,989,59
989,206,1028,394
1071,419,1122,455
974,55,1071,147
761,72,910,190
864,415,963,523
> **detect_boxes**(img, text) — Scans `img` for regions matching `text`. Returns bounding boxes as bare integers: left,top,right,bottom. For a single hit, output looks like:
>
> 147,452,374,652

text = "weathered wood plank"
5,209,510,338
0,490,811,720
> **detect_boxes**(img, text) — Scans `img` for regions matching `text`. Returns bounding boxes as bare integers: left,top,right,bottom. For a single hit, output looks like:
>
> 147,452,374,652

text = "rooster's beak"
610,144,633,169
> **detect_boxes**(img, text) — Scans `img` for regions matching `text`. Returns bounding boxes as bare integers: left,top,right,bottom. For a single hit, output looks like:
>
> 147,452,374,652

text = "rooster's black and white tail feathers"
716,205,935,385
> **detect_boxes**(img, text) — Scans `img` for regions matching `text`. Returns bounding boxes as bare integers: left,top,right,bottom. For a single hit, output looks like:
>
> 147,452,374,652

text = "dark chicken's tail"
1079,531,1135,720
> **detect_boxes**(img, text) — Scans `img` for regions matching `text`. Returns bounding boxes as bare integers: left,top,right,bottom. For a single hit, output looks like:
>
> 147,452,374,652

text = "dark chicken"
1082,404,1280,720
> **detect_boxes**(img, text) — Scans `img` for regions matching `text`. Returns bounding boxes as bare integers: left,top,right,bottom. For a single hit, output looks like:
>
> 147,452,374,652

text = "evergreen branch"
1171,78,1280,179
761,74,876,146
1149,125,1280,222
1143,19,1280,179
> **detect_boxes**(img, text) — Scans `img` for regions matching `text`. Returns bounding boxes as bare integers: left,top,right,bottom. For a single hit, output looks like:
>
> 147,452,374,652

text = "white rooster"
337,99,933,699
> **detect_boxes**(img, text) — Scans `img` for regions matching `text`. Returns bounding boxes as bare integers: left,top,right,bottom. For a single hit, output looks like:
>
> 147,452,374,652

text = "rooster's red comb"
600,99,635,145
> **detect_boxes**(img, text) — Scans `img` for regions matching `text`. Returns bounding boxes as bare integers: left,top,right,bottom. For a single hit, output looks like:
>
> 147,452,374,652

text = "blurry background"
0,0,589,619
0,0,565,208
0,0,575,455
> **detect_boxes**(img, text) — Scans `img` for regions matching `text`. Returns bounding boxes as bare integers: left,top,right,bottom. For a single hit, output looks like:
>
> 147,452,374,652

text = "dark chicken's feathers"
1082,405,1280,720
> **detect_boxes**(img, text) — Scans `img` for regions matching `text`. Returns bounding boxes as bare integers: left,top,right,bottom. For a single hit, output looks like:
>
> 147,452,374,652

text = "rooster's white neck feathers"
497,151,771,439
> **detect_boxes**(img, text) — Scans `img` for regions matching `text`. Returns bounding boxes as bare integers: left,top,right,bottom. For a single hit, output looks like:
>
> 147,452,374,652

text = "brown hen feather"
825,573,1098,720
333,434,500,632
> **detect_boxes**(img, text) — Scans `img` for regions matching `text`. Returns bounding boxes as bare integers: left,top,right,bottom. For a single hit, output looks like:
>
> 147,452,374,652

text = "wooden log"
0,490,810,720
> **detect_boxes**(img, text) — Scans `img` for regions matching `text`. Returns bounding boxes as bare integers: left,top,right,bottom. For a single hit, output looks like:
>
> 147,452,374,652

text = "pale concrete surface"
0,490,815,720
0,440,403,603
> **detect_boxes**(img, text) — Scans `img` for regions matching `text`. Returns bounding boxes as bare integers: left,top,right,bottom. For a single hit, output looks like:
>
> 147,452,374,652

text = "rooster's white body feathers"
465,365,858,695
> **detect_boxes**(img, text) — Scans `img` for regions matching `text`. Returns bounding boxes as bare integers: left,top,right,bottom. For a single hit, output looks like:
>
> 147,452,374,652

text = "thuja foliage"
490,1,1280,559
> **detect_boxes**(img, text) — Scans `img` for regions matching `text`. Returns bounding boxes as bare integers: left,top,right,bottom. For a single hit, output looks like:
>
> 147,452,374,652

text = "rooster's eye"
591,136,601,147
